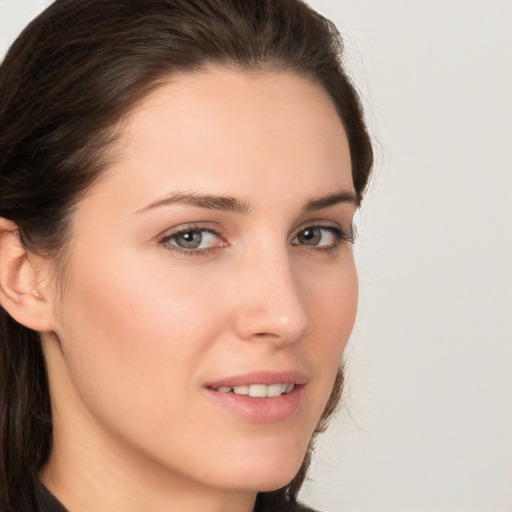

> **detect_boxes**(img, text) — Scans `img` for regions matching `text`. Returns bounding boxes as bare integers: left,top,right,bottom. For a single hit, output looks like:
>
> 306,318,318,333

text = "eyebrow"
135,189,357,215
135,192,250,214
302,190,358,212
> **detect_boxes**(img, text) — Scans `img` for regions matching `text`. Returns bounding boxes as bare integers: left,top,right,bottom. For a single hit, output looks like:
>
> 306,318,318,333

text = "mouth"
205,371,307,423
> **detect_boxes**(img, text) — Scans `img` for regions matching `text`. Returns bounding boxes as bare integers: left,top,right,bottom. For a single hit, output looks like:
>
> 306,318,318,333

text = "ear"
0,218,56,332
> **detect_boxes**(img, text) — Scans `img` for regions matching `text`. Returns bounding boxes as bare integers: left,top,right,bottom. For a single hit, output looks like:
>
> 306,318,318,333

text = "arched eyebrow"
134,189,356,215
302,190,357,212
134,192,250,214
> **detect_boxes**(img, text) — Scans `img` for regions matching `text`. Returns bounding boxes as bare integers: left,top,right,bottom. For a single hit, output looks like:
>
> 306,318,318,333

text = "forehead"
91,67,353,210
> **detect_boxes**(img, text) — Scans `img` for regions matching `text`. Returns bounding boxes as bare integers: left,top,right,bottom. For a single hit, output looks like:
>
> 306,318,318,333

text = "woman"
0,1,373,511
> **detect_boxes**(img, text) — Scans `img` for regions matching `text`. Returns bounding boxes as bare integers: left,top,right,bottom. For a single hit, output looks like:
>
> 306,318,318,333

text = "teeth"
233,385,249,395
249,384,267,397
216,383,295,397
266,383,282,397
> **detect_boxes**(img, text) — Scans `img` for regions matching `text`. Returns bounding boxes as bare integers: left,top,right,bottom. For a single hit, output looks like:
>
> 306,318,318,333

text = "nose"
230,251,312,346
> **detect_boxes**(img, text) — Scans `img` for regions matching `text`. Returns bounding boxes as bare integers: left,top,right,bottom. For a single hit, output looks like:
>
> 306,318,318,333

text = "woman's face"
41,68,358,498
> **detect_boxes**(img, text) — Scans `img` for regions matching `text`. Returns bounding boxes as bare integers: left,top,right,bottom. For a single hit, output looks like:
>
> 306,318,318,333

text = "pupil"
300,228,320,245
177,231,202,249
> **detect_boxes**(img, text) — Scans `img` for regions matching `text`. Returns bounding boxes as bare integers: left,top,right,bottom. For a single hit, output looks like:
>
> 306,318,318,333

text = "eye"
291,224,352,248
292,226,335,247
160,226,226,253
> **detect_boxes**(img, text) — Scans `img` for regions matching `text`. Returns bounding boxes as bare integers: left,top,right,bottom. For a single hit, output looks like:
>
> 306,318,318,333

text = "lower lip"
205,385,305,423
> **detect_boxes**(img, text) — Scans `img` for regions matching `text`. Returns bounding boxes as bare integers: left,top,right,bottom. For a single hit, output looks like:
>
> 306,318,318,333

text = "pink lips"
205,370,308,423
206,370,308,389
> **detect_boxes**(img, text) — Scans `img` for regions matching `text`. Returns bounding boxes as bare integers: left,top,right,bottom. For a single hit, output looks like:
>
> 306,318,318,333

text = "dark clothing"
31,480,319,512
34,482,67,512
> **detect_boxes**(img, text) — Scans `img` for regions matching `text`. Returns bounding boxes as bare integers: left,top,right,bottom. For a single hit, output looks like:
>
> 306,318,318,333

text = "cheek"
302,258,358,409
54,250,224,427
308,256,358,351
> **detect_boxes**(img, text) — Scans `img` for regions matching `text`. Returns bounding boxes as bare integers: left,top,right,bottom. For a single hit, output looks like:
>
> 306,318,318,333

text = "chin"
249,465,304,493
223,464,304,494
208,435,310,493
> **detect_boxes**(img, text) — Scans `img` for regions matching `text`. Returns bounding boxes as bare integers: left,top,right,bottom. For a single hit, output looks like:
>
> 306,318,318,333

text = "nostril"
252,332,281,339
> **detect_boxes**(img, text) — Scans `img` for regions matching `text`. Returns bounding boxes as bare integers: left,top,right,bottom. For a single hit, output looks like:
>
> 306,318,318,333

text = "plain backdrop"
1,1,511,511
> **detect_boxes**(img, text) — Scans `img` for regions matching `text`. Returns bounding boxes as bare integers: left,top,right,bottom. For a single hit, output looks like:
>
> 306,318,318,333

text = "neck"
40,431,257,512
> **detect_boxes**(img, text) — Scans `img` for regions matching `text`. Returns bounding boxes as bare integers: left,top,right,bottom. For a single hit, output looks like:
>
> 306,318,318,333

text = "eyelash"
158,223,355,257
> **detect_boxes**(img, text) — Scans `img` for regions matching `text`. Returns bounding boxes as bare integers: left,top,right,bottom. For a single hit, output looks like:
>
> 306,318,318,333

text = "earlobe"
0,218,56,332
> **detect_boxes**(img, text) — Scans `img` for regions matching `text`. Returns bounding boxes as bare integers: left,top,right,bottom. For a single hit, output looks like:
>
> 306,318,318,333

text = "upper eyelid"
291,221,345,237
158,223,221,239
292,220,340,231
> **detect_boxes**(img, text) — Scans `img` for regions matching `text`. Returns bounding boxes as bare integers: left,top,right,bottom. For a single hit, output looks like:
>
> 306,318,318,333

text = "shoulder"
256,498,322,512
34,481,67,512
289,503,322,512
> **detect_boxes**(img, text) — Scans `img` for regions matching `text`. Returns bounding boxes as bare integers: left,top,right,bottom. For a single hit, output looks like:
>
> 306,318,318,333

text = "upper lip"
206,370,308,389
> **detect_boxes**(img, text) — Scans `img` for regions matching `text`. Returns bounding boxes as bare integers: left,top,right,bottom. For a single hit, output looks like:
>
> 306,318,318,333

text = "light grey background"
1,1,511,511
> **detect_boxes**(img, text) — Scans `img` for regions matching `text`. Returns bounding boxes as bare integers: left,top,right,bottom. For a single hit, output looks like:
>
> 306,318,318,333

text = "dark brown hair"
0,0,373,510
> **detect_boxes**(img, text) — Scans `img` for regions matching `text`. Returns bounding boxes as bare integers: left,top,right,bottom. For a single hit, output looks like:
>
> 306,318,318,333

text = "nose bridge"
231,244,312,344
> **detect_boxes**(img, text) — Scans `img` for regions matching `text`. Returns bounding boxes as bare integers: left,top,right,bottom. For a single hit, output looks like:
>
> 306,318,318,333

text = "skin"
29,68,358,512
